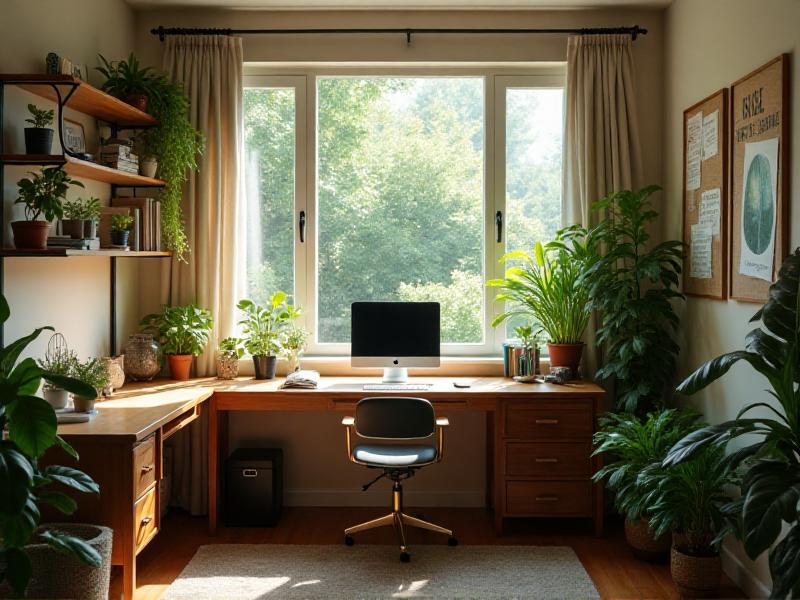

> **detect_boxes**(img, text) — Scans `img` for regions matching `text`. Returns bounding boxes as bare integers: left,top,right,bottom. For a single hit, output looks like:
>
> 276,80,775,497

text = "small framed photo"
63,119,86,154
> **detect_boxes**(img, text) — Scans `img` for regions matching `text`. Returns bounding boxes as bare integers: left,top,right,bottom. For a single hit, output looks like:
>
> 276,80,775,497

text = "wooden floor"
112,508,745,600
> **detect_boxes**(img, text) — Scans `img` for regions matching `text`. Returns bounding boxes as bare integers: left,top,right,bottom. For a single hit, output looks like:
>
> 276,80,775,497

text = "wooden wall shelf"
0,74,157,127
0,248,171,258
0,154,165,187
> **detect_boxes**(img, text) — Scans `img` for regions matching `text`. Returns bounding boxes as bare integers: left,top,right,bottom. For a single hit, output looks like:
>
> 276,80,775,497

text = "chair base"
344,481,456,561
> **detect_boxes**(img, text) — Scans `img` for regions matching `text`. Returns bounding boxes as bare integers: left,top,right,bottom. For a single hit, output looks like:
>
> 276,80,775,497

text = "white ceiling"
127,0,669,10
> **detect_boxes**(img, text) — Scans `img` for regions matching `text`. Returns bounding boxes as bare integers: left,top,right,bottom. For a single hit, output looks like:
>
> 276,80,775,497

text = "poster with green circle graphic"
739,138,779,282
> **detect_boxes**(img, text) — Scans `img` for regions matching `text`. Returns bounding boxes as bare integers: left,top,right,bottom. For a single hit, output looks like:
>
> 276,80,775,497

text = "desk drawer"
503,401,592,440
133,435,157,499
505,442,591,478
506,481,592,516
134,486,158,554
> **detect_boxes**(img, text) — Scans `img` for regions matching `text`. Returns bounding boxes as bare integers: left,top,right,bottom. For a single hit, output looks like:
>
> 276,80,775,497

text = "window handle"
299,210,306,243
495,210,503,243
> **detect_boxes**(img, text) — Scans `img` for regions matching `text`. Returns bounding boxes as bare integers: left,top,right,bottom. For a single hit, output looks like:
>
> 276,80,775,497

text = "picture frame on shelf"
63,118,86,154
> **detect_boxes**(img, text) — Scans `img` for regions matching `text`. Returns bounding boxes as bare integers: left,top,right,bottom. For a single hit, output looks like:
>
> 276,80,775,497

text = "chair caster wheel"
448,537,458,547
400,551,411,562
344,535,355,546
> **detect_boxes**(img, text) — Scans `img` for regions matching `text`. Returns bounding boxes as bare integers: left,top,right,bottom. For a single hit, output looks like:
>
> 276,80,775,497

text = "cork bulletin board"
730,54,791,303
683,89,729,299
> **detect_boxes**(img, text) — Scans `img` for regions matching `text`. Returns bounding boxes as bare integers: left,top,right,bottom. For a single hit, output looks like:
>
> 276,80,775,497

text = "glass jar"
123,334,162,381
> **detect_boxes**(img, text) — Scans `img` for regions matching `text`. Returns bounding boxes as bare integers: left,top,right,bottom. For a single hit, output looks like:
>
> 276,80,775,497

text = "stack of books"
100,140,139,174
47,236,100,250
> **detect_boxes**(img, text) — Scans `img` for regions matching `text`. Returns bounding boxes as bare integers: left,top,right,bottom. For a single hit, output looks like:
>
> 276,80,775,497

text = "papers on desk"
280,370,320,389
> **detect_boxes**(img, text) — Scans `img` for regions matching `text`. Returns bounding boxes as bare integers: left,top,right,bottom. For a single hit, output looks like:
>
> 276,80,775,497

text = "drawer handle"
141,464,155,473
535,495,559,502
140,516,153,526
535,458,559,463
535,419,559,425
242,469,258,478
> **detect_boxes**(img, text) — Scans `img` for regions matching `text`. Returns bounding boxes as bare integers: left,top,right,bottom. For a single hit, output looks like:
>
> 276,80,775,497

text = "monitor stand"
382,367,408,383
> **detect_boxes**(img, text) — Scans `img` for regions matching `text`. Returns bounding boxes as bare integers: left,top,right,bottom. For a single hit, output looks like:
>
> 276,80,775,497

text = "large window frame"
243,65,565,358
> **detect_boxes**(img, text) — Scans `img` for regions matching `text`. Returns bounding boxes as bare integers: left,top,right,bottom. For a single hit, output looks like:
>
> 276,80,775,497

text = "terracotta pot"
11,220,50,249
167,354,193,381
624,518,671,561
125,94,148,112
670,545,721,598
547,342,584,378
253,355,277,380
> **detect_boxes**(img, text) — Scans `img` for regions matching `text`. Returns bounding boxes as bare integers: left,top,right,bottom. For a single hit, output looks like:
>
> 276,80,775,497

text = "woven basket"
624,518,671,561
0,523,113,600
671,546,721,598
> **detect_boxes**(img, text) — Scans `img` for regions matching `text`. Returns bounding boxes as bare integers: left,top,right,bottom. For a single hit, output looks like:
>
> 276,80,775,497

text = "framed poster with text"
730,54,790,303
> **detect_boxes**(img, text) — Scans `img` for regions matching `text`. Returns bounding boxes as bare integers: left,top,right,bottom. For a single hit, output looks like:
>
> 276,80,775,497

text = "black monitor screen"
351,302,440,357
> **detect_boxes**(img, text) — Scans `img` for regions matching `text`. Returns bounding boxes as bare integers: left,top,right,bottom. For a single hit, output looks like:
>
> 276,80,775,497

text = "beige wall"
1,0,140,361
132,7,665,507
663,0,800,595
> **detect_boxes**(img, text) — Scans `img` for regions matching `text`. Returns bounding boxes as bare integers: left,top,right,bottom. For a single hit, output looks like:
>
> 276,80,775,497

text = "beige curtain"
562,33,643,378
162,35,243,514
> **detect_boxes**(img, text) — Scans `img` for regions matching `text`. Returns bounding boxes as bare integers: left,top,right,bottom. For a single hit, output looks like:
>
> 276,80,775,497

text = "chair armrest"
342,416,355,426
436,417,450,427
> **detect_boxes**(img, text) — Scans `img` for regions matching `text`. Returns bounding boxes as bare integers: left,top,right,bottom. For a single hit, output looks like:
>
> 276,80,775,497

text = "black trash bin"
225,448,283,527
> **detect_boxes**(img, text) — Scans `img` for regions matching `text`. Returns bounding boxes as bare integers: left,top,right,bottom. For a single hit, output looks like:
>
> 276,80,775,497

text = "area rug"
163,544,600,599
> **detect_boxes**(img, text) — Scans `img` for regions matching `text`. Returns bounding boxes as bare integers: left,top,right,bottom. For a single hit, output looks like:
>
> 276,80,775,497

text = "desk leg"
208,394,218,536
485,412,494,510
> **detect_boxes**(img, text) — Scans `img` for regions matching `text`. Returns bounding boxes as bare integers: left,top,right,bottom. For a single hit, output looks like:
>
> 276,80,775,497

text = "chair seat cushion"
353,444,437,466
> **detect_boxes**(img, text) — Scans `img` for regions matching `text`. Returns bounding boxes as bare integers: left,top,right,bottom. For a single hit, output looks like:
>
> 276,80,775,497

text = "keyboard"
363,384,433,391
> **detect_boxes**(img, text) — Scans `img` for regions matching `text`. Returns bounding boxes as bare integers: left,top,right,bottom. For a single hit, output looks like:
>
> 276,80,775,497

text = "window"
243,69,564,356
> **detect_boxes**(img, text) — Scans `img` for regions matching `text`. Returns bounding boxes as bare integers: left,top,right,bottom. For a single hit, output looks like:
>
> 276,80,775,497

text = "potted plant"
140,156,158,179
237,292,298,380
140,304,214,381
0,292,110,597
13,167,83,249
513,323,541,377
71,357,110,412
555,185,684,413
665,249,800,598
110,214,134,248
97,53,203,261
489,241,591,376
37,333,78,409
62,196,101,240
642,444,735,598
592,408,700,560
281,323,309,374
24,103,55,154
217,336,243,380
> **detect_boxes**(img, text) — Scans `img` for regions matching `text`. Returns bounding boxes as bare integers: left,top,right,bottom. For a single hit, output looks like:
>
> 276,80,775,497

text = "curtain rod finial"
152,26,166,42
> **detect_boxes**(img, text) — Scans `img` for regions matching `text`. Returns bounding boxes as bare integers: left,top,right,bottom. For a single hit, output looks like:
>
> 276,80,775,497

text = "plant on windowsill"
24,103,55,154
110,213,134,248
12,167,84,250
488,240,591,377
70,358,110,413
0,293,108,598
555,185,685,414
281,324,309,374
140,304,214,381
237,292,299,380
664,249,800,599
62,196,101,240
591,408,701,561
640,443,736,598
217,336,243,380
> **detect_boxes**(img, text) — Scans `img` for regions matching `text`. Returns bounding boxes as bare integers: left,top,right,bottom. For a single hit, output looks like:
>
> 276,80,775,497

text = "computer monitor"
351,301,440,383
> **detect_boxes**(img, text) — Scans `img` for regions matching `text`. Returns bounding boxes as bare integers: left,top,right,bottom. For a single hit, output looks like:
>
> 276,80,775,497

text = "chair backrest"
355,397,435,440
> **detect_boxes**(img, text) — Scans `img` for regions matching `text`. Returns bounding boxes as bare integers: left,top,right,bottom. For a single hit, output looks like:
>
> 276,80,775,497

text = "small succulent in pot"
110,214,134,247
62,196,101,239
13,167,83,249
140,304,214,381
24,103,55,154
70,358,110,412
216,336,243,380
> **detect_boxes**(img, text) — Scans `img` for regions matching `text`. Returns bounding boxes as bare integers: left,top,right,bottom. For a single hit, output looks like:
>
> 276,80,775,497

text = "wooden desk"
48,382,213,600
208,377,606,538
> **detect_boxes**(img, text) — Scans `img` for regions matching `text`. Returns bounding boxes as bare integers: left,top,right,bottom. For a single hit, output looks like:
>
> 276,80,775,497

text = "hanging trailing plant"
96,55,203,261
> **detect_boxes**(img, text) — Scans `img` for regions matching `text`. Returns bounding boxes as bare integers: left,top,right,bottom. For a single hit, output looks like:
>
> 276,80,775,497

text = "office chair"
341,396,457,562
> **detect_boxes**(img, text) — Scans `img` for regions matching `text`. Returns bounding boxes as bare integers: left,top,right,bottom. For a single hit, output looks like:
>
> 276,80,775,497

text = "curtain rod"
150,25,647,44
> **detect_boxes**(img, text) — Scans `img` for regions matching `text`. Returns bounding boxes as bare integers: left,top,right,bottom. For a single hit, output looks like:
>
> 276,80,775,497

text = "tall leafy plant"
140,304,214,356
559,185,684,413
0,294,101,595
664,249,800,599
488,241,591,344
15,167,83,222
237,292,299,357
